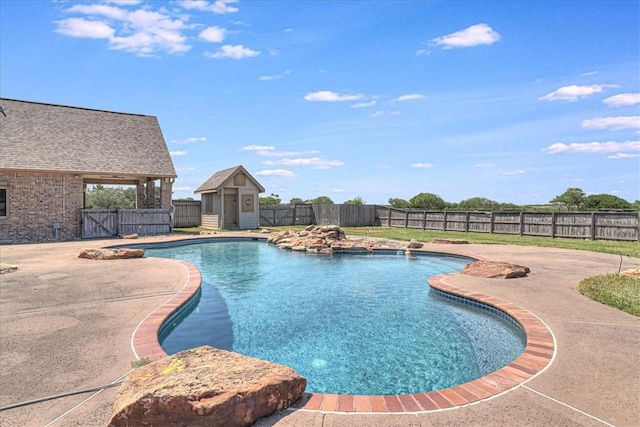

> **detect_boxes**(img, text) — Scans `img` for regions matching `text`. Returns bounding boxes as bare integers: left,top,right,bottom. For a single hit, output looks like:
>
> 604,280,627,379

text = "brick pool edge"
130,244,555,414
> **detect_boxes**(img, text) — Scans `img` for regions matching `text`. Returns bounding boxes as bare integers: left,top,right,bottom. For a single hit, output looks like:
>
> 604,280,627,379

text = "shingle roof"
195,165,265,193
0,98,176,177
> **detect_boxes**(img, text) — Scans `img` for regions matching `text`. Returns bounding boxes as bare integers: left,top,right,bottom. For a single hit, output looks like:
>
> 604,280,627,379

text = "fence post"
404,210,409,228
590,212,596,241
465,211,469,232
551,212,556,238
443,211,447,231
422,210,427,230
490,211,495,234
387,207,391,227
519,212,524,236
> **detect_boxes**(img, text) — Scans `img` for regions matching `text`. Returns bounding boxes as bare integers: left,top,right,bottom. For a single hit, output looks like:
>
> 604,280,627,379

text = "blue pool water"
148,240,525,395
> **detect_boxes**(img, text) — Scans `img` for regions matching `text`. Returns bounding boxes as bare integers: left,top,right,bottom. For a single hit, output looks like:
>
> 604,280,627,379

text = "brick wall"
0,172,84,243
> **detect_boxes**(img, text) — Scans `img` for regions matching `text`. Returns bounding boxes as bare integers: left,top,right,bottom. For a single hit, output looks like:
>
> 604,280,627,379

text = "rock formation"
109,346,306,427
78,248,145,260
266,225,402,254
461,261,530,279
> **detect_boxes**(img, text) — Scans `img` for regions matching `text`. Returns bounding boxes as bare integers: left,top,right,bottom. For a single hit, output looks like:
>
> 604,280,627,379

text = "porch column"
160,178,173,209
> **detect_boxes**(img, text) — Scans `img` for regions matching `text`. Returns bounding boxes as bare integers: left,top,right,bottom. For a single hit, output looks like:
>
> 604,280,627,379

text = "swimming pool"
146,240,526,395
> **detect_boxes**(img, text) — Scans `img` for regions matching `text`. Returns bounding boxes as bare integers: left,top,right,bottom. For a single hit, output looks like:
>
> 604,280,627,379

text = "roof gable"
0,98,176,177
195,165,265,194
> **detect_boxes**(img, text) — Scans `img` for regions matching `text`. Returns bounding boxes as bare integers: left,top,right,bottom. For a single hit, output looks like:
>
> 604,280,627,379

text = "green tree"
458,197,500,211
344,196,365,205
409,192,446,210
289,197,305,205
259,193,281,205
550,188,586,211
582,194,632,210
632,200,640,211
85,185,135,209
388,198,410,208
312,196,333,204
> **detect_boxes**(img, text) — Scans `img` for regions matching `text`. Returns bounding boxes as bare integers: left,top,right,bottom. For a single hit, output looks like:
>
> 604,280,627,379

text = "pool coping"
130,238,556,414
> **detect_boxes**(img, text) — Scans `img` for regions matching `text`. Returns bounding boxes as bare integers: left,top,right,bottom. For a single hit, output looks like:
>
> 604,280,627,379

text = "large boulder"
109,346,306,427
462,261,530,279
78,248,145,260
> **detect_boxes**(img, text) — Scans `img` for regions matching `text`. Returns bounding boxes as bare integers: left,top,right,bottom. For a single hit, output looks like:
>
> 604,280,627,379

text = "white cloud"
243,145,275,151
351,100,377,108
332,188,345,193
603,93,640,107
259,70,292,81
55,18,115,39
206,44,260,59
255,169,296,177
411,163,435,169
56,4,191,56
608,153,640,159
416,49,431,56
475,163,495,168
371,110,401,118
177,0,238,14
172,137,206,144
199,26,226,43
392,93,424,102
271,157,345,170
431,23,500,49
538,84,618,102
304,91,364,102
175,167,195,172
581,71,599,76
543,141,640,154
501,170,525,176
582,116,640,130
66,4,128,19
170,150,188,156
103,0,143,4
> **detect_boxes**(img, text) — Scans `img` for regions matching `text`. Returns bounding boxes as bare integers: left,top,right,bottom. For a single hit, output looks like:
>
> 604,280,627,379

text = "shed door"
224,195,238,229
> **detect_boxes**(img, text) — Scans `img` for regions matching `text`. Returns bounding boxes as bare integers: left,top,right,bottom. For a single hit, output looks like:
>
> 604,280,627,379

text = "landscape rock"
78,248,145,260
462,261,530,279
109,346,306,427
407,239,424,249
0,263,18,274
121,233,139,239
432,238,469,244
621,268,640,279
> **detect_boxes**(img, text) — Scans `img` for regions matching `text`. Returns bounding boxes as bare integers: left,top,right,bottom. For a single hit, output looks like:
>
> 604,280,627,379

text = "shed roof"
0,98,176,177
195,165,265,194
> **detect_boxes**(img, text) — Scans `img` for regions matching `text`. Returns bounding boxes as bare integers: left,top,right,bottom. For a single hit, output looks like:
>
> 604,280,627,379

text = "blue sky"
1,0,639,205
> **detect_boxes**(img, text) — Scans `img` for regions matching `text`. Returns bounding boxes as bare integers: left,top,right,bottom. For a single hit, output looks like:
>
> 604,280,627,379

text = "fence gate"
81,209,118,238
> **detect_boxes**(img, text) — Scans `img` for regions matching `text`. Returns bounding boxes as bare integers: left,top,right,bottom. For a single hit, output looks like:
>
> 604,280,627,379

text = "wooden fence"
376,207,640,242
80,209,171,238
259,204,314,226
259,204,379,227
171,200,201,228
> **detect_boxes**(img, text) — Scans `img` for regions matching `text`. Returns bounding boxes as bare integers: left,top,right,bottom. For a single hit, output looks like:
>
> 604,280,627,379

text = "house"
195,165,265,229
0,98,177,242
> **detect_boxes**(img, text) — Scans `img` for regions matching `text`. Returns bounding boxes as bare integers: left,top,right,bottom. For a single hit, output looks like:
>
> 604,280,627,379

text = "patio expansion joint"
521,385,615,427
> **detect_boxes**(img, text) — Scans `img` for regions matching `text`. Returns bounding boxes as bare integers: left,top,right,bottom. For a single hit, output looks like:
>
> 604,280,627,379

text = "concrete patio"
0,234,638,426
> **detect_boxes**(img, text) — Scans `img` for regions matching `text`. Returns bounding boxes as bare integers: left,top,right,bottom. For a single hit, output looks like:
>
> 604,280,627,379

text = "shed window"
234,174,246,186
0,188,6,218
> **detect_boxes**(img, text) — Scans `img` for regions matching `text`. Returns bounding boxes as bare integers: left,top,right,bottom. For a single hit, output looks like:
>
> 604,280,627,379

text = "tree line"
261,188,638,212
84,185,639,211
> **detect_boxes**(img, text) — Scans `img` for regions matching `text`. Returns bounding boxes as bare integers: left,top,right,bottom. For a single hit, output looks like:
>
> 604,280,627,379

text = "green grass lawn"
579,274,640,316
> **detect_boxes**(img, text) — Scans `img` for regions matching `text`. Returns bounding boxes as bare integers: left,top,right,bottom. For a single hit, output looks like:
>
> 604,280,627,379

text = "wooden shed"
0,98,177,242
195,165,265,229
